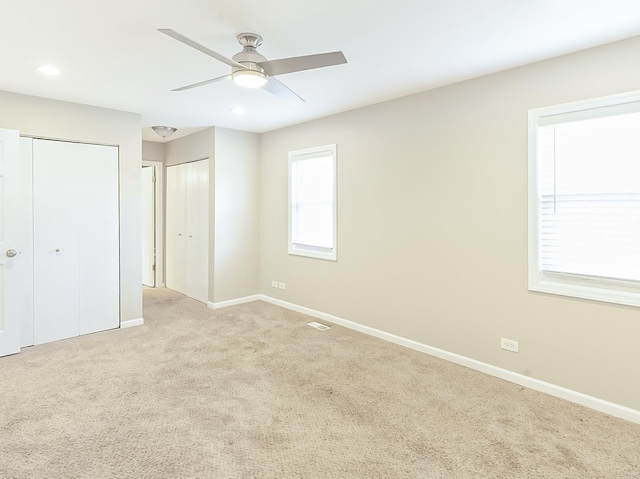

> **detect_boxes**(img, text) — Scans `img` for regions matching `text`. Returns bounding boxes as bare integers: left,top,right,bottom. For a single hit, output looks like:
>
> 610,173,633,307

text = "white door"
76,142,119,336
0,129,22,357
141,166,155,287
33,140,80,343
33,139,119,344
166,160,209,303
186,159,209,303
166,163,187,294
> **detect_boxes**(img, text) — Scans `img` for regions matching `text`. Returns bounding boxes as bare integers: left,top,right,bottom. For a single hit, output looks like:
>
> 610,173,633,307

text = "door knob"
6,249,17,258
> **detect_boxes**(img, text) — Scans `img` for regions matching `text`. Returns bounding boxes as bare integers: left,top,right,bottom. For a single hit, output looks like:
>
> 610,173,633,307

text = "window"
529,92,640,307
288,144,337,260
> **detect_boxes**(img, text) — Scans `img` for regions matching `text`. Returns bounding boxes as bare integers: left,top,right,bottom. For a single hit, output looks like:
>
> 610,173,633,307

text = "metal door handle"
6,249,17,258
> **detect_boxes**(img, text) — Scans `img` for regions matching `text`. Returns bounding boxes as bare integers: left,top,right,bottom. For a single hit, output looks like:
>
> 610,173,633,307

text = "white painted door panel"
141,166,155,287
77,144,119,335
186,159,209,303
33,140,80,344
0,129,21,357
33,139,119,344
166,160,208,303
166,163,187,295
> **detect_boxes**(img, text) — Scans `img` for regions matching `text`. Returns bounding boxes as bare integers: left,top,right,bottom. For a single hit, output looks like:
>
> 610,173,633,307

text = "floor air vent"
307,321,331,331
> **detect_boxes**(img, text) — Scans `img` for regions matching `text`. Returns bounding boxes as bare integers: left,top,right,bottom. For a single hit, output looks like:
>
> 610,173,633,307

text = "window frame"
288,144,337,261
528,91,640,307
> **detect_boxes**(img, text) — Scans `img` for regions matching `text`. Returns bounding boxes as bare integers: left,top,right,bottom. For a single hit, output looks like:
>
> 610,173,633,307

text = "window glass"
288,145,337,260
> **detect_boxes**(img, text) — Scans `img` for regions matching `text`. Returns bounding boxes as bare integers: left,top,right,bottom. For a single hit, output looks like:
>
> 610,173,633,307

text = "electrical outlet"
271,280,278,288
278,282,286,290
500,338,519,353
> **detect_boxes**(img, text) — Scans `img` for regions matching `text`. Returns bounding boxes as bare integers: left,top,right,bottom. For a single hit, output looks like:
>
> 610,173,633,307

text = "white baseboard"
257,294,640,425
208,295,262,310
120,317,144,328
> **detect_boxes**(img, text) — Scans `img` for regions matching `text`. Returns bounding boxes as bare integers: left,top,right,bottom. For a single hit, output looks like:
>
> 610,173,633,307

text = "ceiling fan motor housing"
233,33,267,75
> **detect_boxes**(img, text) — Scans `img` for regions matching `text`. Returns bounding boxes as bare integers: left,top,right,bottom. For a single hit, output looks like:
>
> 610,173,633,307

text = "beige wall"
142,140,165,162
164,128,215,167
213,128,260,303
259,36,640,410
0,90,142,323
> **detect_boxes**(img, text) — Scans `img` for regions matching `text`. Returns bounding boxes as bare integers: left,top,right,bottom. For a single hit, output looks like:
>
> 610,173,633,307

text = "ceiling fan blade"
257,51,347,77
158,29,244,69
263,78,304,104
172,75,231,92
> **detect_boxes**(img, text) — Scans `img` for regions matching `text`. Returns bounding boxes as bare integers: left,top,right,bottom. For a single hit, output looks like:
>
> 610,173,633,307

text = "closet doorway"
165,159,209,303
21,137,120,347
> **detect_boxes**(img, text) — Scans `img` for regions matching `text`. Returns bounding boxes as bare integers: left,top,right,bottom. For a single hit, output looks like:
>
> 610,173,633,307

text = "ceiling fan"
159,29,347,104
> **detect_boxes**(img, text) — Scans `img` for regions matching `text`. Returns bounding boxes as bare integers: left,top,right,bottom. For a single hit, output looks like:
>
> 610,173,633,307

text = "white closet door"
186,159,209,303
33,139,119,344
77,143,119,335
166,163,187,294
33,140,81,344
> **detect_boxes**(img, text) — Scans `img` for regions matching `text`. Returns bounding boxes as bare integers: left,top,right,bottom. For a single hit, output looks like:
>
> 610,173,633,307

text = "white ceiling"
2,1,640,142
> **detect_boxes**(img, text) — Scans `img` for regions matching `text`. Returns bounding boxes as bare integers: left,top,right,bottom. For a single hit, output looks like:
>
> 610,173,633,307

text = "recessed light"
230,107,246,115
38,65,61,76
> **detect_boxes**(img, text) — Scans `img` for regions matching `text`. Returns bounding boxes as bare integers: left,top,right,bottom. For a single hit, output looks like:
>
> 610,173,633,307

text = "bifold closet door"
166,163,187,295
33,139,119,345
185,159,209,303
166,159,208,303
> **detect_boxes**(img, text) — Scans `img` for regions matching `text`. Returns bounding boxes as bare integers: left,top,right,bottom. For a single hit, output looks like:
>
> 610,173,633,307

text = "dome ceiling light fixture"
152,126,177,139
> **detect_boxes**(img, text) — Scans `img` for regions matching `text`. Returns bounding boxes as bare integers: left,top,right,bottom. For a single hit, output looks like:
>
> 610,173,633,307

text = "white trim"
208,295,262,310
121,317,144,328
142,159,164,288
256,294,640,425
528,91,640,307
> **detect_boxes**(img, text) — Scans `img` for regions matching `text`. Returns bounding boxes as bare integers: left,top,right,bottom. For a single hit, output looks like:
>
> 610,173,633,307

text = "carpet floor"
0,287,639,478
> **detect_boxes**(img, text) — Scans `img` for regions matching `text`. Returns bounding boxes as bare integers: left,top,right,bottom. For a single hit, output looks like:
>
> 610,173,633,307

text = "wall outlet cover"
500,338,519,353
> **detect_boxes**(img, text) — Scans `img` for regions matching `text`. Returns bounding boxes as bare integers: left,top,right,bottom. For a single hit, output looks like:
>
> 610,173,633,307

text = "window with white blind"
288,144,337,260
529,92,640,307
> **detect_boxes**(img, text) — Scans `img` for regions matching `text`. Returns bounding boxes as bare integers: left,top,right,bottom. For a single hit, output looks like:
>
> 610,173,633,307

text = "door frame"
142,160,164,287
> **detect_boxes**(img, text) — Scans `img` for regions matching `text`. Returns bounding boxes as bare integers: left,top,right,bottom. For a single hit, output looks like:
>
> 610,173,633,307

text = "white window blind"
537,113,640,282
288,145,337,260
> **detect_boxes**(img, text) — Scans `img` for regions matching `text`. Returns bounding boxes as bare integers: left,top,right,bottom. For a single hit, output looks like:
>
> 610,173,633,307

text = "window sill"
288,245,336,261
529,277,640,308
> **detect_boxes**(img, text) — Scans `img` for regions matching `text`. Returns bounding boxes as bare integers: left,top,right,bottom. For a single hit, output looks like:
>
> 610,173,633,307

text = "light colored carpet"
1,287,639,478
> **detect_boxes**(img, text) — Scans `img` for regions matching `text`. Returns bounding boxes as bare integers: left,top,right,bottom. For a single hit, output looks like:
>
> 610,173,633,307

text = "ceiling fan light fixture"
152,126,177,139
232,69,267,88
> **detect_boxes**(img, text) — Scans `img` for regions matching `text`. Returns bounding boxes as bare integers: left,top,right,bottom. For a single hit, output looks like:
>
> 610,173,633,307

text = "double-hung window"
288,144,337,261
528,92,640,306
